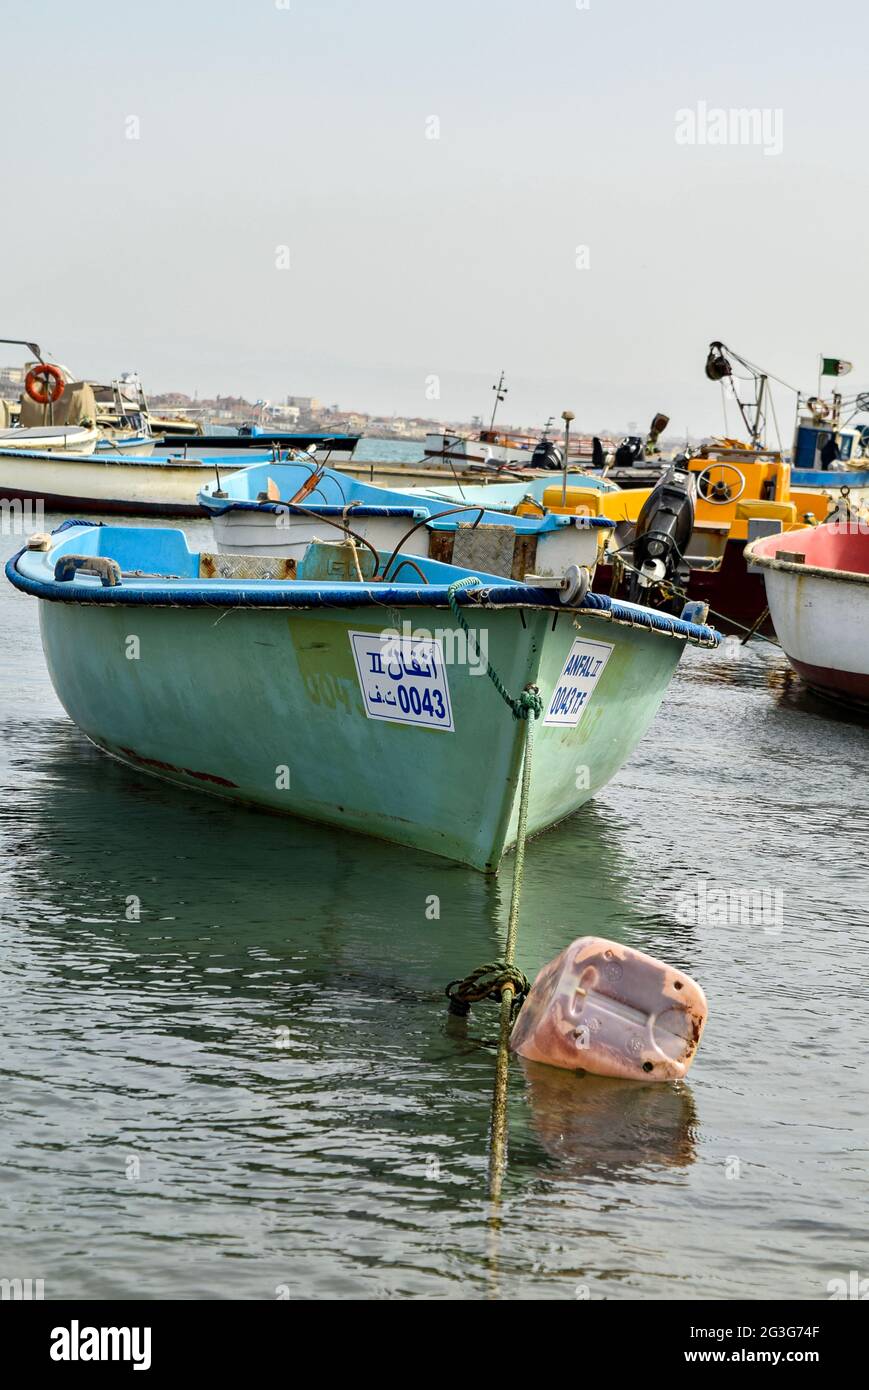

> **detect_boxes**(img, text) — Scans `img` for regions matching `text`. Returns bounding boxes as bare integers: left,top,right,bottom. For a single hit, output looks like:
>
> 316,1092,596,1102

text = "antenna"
560,410,575,507
489,370,508,431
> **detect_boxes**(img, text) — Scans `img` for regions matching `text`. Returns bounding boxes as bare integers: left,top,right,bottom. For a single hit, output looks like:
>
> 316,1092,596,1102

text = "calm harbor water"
1,514,867,1300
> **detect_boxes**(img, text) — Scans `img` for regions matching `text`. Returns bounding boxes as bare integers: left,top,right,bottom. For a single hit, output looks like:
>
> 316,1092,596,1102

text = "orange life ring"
25,363,65,405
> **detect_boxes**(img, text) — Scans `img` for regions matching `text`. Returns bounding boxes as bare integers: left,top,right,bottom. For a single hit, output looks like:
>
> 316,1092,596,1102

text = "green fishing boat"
7,521,718,871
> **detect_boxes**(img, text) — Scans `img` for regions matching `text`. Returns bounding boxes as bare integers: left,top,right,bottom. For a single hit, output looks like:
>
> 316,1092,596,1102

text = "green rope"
443,577,541,1203
445,962,531,1019
446,577,544,721
488,714,536,1200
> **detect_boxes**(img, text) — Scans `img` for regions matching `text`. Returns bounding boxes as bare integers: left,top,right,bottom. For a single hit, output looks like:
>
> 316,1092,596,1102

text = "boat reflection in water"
4,710,707,1297
8,718,688,1071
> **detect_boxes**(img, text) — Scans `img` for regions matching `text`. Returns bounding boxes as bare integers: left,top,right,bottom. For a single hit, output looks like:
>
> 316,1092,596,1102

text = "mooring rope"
444,577,542,1200
445,963,531,1018
488,710,537,1200
446,576,544,721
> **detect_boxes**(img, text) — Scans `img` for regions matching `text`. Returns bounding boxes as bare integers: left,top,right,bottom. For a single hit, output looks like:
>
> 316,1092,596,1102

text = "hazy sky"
2,0,866,435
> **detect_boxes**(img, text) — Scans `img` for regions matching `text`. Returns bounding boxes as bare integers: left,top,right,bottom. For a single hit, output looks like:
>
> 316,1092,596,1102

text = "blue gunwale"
197,459,615,531
6,521,719,645
208,495,613,531
791,468,869,488
206,500,431,518
0,446,235,471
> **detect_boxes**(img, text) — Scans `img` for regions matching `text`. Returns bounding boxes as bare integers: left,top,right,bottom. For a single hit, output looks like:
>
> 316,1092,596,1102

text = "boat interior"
749,520,869,575
200,460,616,581
17,522,574,594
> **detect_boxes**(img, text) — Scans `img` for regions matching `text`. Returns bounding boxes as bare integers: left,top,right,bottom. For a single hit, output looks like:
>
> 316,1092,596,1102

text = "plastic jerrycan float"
510,937,708,1080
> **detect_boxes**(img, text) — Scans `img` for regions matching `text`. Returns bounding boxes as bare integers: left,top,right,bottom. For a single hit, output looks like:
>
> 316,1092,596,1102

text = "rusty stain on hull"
119,745,238,788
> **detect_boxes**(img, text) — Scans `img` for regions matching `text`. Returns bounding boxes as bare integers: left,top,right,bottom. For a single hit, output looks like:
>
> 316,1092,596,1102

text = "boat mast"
489,370,507,432
753,374,767,447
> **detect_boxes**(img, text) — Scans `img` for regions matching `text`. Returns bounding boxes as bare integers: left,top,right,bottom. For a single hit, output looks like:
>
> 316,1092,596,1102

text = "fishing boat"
0,444,245,515
422,370,603,472
1,344,156,451
424,424,550,469
158,427,359,461
541,449,838,634
0,434,482,518
0,343,350,514
745,520,869,708
0,424,98,454
788,392,869,509
164,429,557,487
199,459,619,590
424,372,539,468
0,341,184,500
7,520,718,871
702,340,869,501
425,422,666,476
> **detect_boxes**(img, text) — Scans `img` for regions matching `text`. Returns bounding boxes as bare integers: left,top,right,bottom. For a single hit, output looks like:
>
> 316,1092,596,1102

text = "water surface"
1,518,867,1299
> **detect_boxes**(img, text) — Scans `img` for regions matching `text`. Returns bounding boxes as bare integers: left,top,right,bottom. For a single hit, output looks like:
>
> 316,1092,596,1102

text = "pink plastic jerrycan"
510,936,707,1080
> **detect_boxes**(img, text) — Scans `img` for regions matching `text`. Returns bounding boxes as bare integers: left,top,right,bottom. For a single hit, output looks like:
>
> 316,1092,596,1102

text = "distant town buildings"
145,390,455,440
0,366,25,392
0,367,693,448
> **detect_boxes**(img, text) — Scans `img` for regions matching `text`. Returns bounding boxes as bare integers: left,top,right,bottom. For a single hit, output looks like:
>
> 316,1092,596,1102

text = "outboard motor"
530,437,564,470
628,461,695,606
613,435,644,469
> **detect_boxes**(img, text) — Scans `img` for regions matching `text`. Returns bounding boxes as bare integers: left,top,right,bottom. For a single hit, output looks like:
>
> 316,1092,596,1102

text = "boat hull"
36,598,687,870
759,566,869,706
746,523,869,707
0,449,218,515
0,425,98,454
424,432,537,467
94,434,156,458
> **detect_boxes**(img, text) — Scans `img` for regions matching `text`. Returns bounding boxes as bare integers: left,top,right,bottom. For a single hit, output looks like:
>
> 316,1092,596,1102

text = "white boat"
198,460,615,589
423,370,567,471
423,427,543,469
94,432,156,458
745,520,869,707
0,444,231,515
199,460,620,567
0,425,98,454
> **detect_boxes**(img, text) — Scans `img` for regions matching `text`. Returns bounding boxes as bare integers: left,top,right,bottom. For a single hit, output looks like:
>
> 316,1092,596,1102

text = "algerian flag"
822,357,853,376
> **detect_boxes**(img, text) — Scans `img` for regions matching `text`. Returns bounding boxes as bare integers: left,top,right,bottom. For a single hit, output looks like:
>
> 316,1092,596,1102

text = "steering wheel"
695,462,747,505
